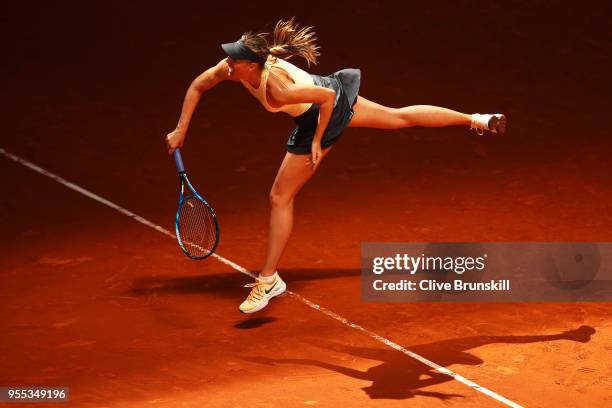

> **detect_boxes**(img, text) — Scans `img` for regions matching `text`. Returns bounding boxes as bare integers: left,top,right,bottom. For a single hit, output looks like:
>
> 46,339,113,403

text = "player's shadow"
127,268,358,298
244,325,595,401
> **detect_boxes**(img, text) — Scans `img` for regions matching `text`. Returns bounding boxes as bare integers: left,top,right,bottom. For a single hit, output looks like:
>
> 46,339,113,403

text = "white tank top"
240,55,314,117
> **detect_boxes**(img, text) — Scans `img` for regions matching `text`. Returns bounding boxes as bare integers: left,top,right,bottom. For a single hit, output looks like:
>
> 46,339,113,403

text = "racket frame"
173,149,220,259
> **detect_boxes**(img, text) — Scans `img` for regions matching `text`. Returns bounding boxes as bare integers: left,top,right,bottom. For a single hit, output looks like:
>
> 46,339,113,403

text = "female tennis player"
166,19,506,313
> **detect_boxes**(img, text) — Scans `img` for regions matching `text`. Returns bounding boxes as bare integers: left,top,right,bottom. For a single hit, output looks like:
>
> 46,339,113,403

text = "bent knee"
269,188,294,208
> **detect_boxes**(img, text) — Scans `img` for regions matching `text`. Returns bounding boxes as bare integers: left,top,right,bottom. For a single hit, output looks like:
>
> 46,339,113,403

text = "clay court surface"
2,2,611,407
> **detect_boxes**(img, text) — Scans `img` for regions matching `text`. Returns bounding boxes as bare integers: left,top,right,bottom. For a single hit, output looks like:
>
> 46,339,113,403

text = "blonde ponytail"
239,18,321,66
268,18,320,66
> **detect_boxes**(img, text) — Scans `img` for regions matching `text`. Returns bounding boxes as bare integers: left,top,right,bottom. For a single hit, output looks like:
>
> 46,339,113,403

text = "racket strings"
177,196,217,257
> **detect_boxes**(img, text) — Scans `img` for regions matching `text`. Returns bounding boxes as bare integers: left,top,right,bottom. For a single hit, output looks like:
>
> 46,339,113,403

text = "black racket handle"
173,148,186,173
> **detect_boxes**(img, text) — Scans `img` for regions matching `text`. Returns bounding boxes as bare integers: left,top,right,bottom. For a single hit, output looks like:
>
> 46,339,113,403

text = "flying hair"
240,18,320,67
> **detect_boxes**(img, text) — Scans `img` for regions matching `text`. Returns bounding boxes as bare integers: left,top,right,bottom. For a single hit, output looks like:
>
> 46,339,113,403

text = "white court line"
0,147,523,408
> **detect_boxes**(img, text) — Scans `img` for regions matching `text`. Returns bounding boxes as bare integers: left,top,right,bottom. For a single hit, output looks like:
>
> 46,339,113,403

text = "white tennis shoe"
471,113,506,136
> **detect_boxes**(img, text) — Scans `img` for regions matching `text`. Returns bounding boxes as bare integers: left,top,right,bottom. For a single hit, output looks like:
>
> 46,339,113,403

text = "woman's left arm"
268,78,336,166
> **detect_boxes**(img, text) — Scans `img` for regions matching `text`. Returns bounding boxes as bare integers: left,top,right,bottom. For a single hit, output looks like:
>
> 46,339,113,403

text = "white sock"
258,272,276,283
471,113,492,130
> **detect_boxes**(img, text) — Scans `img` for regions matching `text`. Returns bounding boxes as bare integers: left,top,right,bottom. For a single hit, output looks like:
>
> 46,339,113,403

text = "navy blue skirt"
286,68,361,154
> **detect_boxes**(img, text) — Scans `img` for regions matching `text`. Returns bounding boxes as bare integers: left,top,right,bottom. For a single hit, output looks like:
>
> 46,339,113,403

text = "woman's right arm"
166,59,229,154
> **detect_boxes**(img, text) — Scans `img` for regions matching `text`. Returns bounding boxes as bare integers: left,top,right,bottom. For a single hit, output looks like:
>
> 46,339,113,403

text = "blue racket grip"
173,148,186,173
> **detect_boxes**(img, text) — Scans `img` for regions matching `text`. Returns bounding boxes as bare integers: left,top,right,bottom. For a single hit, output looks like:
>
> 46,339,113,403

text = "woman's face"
226,57,257,81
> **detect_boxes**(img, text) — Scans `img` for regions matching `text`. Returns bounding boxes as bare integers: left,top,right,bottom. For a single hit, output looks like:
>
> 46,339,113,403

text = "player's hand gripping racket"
172,148,220,259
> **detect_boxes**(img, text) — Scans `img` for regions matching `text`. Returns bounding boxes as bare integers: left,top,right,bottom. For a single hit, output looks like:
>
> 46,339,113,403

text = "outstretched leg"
348,96,505,134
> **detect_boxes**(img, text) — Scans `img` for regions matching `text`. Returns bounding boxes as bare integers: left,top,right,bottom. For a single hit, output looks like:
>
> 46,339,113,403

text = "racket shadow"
128,273,249,298
127,268,359,298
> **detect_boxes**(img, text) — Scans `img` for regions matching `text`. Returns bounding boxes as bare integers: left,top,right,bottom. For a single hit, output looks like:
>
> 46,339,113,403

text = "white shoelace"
470,113,486,136
244,280,270,302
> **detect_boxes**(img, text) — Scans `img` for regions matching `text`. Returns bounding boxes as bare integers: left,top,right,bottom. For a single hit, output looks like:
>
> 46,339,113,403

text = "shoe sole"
488,114,506,136
239,280,287,314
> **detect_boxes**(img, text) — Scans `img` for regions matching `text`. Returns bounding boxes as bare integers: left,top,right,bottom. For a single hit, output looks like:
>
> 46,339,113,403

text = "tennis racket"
172,148,220,259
